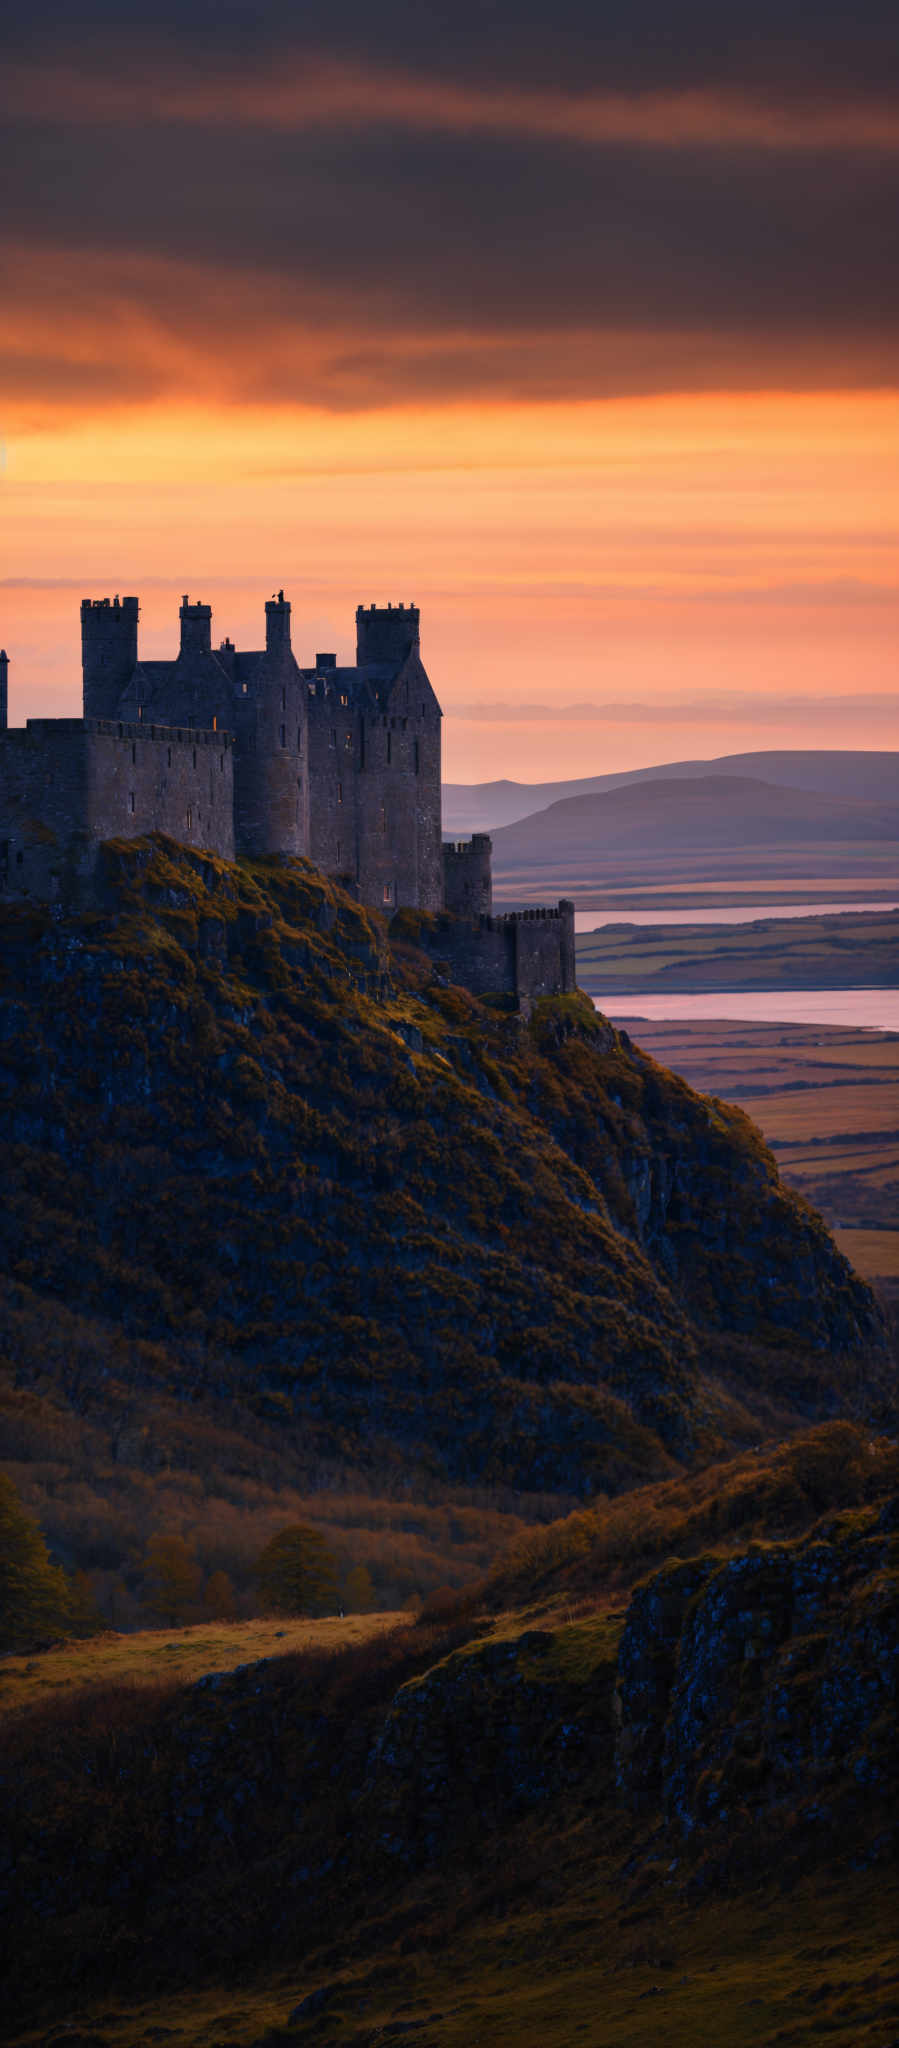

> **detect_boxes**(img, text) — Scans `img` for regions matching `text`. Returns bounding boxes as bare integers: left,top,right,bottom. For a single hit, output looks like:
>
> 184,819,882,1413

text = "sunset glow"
2,0,897,781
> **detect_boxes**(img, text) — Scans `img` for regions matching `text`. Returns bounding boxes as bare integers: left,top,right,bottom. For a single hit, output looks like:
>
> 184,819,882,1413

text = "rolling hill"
443,749,899,835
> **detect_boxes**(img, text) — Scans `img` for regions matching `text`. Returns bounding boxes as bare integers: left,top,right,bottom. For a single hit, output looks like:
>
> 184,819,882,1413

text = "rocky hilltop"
0,837,884,1496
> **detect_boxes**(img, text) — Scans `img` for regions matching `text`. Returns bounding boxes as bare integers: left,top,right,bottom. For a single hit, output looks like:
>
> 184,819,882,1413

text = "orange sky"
3,390,896,780
2,9,897,783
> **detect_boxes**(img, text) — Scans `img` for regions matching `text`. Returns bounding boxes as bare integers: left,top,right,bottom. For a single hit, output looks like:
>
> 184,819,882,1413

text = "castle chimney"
179,596,212,659
0,648,7,732
265,591,291,657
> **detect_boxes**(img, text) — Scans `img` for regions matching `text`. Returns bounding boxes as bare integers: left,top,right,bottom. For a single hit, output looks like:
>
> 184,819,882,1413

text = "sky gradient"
2,0,897,781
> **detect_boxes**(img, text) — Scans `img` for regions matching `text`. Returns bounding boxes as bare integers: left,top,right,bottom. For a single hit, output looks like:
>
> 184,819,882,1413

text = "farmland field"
608,1017,899,1299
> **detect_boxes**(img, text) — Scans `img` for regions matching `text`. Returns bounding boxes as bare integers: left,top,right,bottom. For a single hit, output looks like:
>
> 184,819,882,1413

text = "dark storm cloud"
5,0,899,104
3,119,897,331
2,1,897,408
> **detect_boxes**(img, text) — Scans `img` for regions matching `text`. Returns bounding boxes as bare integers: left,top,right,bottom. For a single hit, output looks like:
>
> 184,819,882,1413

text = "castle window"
308,682,316,698
281,688,286,711
242,682,248,695
138,704,143,722
380,804,386,835
414,738,420,774
382,882,392,905
297,728,302,751
386,732,392,764
279,723,286,748
343,730,352,751
192,748,197,768
16,850,23,867
187,806,193,831
131,743,136,764
220,754,224,771
213,715,217,731
167,747,172,766
337,781,343,805
329,727,336,748
339,692,348,707
129,792,135,813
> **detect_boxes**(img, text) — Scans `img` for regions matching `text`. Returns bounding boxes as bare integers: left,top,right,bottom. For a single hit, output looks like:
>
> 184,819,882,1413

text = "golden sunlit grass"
0,1610,407,1717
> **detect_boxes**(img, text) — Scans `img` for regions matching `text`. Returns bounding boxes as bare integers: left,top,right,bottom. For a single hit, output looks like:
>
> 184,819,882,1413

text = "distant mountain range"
491,775,899,871
443,750,899,835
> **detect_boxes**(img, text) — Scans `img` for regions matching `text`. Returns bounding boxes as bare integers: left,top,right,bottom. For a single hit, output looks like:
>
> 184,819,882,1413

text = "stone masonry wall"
0,719,234,900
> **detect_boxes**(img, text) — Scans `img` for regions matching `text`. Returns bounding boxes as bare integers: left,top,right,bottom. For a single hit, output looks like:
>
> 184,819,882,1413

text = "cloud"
447,692,899,725
1,3,896,418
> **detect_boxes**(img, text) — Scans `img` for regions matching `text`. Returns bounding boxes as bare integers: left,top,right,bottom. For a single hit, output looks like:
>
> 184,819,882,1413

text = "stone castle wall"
0,719,233,899
411,901,576,1014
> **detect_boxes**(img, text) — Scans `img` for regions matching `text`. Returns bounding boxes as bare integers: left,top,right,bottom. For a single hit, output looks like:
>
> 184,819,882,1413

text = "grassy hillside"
0,837,883,1519
3,1423,896,2048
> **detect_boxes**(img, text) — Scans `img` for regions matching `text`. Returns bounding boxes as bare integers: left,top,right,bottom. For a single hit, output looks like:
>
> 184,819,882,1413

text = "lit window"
212,715,217,731
340,693,348,707
242,682,248,695
138,704,143,722
382,882,392,904
344,730,352,751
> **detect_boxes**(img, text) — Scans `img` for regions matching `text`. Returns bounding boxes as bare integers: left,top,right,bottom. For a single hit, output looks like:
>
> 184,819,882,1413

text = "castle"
0,594,575,1008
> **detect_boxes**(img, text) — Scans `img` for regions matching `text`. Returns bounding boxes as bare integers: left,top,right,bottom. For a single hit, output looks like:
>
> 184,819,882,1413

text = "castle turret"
81,596,139,720
265,591,291,658
179,596,212,660
355,602,420,668
0,649,7,732
443,833,493,917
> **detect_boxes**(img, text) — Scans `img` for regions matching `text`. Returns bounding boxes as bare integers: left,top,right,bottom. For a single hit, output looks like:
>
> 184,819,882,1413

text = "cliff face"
0,837,884,1493
3,1480,896,2042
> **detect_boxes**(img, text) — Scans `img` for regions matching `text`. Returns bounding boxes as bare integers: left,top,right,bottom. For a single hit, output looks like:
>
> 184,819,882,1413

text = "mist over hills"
491,775,899,868
443,749,899,836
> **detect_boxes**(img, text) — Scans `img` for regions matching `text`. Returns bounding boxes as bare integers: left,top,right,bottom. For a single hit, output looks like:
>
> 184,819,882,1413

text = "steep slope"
443,749,899,834
0,838,883,1497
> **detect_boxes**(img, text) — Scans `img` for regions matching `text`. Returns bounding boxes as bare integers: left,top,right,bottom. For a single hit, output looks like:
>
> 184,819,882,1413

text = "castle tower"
0,649,7,732
179,596,212,660
81,596,139,720
265,591,291,657
443,834,493,917
355,603,420,668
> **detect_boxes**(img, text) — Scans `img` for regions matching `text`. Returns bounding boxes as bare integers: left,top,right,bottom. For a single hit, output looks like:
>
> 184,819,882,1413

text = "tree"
0,1473,73,1653
142,1533,202,1627
254,1524,339,1617
204,1569,238,1620
343,1562,375,1614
